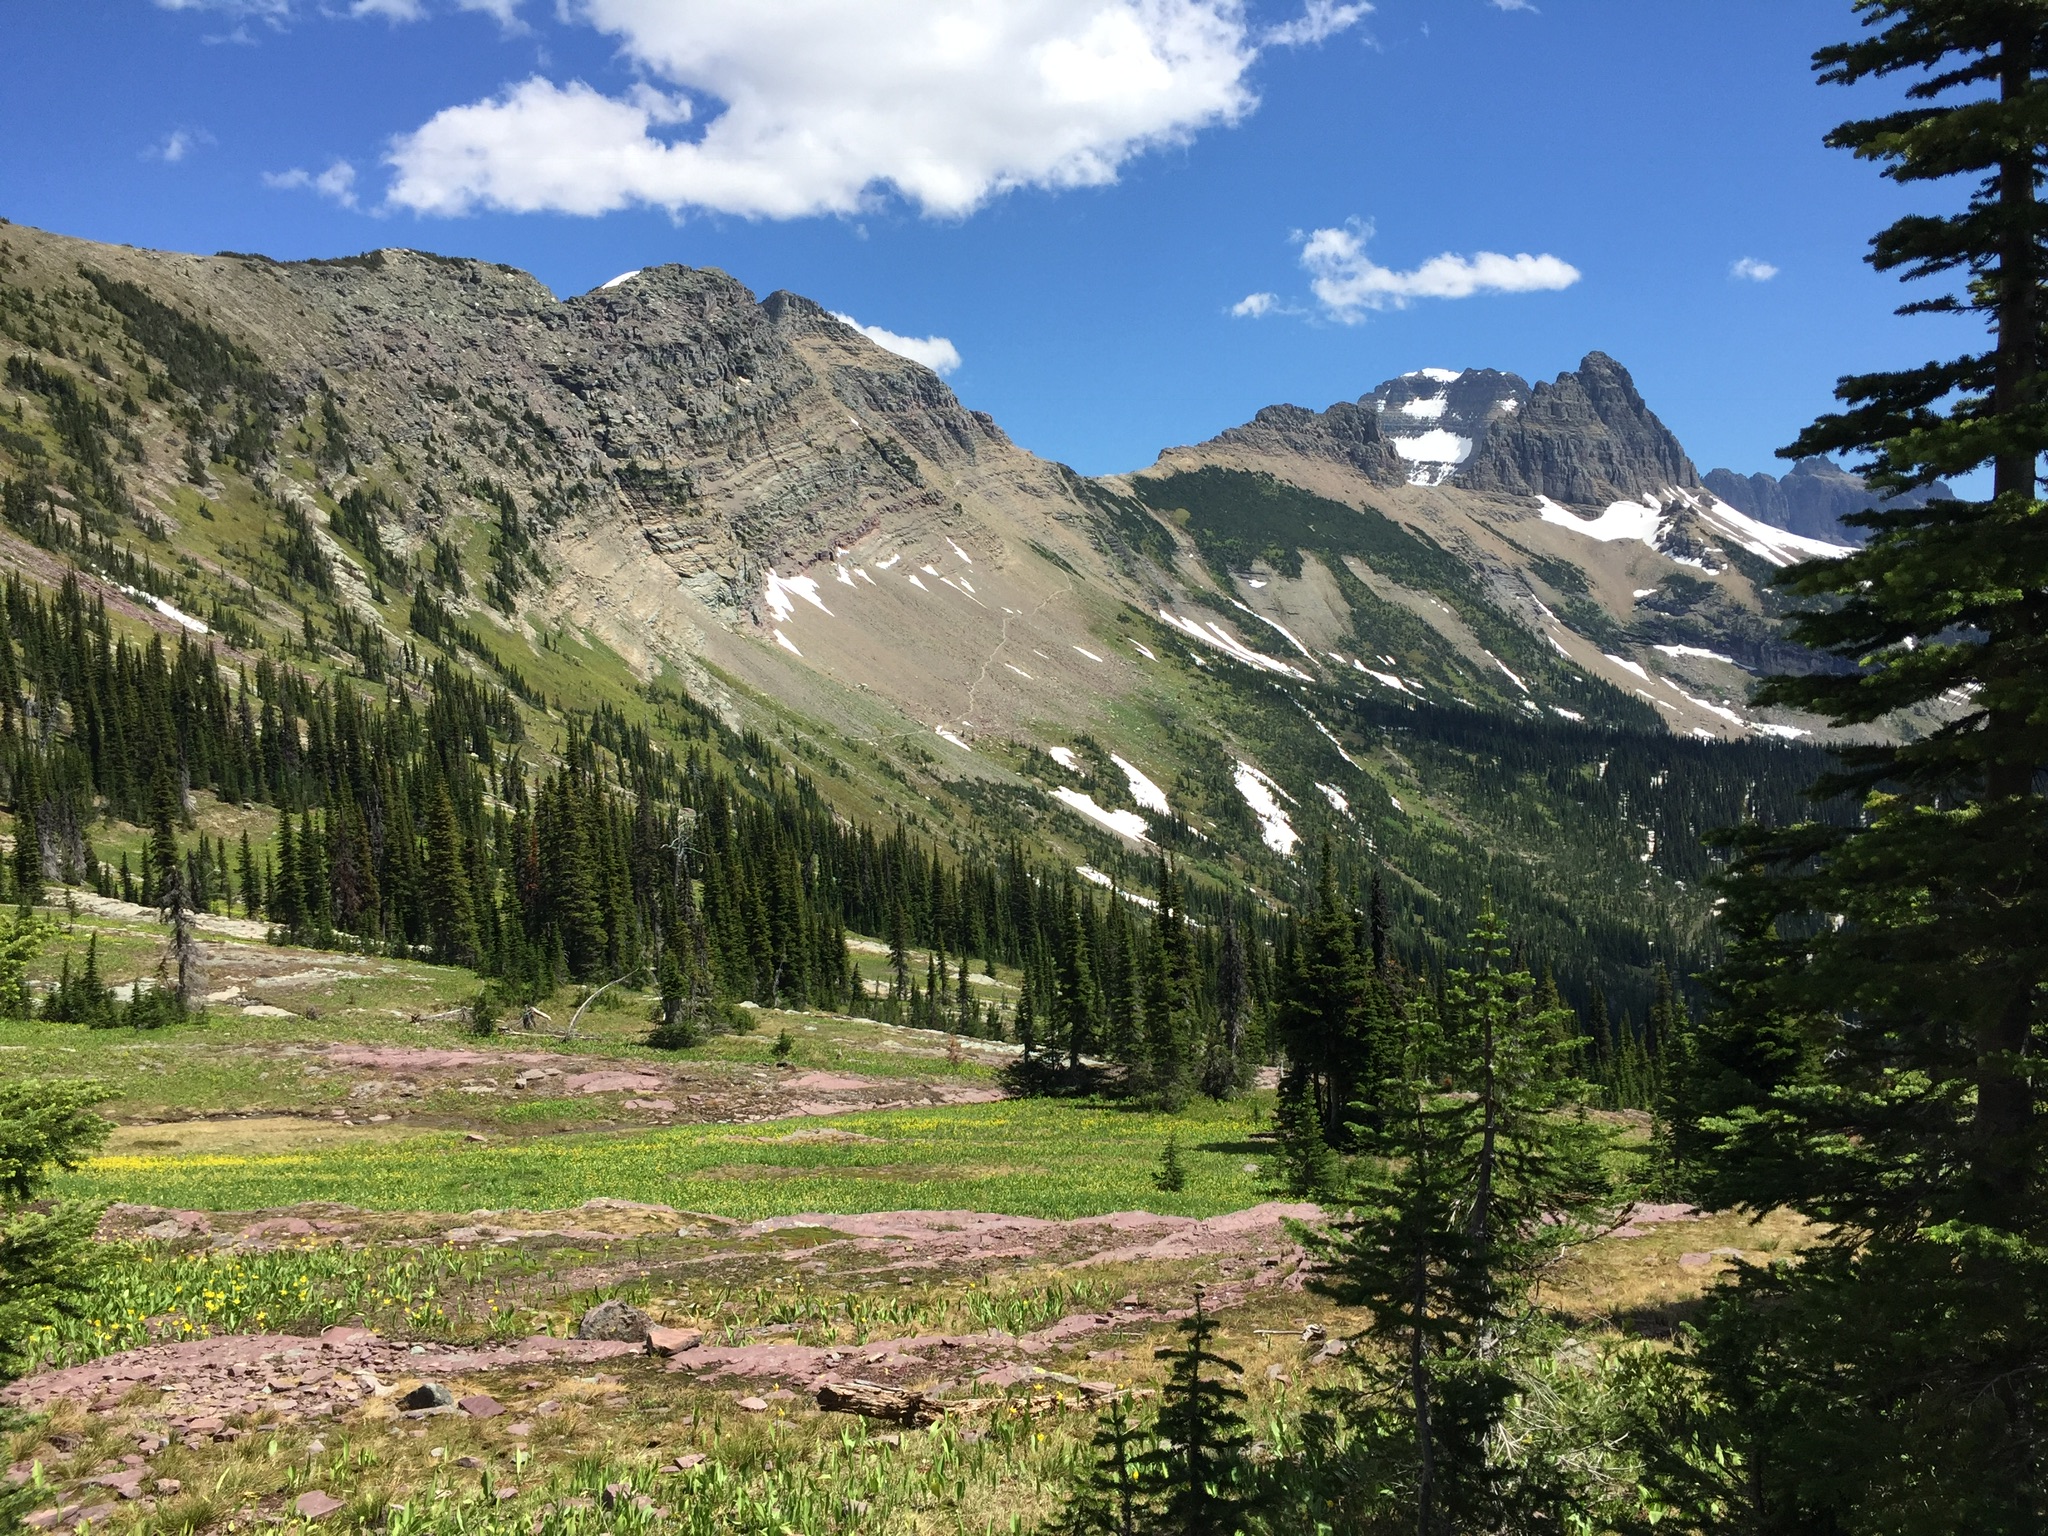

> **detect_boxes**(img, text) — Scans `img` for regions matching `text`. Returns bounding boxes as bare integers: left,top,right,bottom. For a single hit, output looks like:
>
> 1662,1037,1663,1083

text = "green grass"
63,1097,1274,1219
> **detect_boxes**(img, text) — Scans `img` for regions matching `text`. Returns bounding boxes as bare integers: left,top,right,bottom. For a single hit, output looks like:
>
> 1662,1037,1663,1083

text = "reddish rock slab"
562,1071,667,1096
458,1394,504,1418
646,1327,703,1358
296,1490,344,1520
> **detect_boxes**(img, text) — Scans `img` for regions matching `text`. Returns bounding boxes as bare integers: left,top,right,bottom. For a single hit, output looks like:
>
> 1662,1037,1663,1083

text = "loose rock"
577,1301,653,1343
645,1327,702,1358
295,1490,344,1520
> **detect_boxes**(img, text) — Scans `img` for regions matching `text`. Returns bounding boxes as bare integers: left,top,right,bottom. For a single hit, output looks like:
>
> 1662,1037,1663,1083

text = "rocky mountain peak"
1703,456,1956,545
1184,353,1699,508
1457,352,1700,508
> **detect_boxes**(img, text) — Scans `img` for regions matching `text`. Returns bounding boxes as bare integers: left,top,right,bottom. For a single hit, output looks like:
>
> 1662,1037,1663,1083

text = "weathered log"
814,1379,941,1426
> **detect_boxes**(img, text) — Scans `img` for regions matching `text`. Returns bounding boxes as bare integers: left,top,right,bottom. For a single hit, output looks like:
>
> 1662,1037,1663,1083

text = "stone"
736,1396,769,1413
458,1394,505,1418
295,1490,344,1520
154,1480,181,1495
397,1382,454,1411
576,1300,653,1343
645,1326,703,1358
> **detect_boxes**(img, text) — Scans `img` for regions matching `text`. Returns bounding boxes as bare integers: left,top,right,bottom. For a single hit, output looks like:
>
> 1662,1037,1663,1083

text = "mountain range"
0,218,1894,1009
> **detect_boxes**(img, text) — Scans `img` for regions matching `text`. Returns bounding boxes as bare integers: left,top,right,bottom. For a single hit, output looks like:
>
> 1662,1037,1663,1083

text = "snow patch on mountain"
1111,754,1172,815
1051,788,1149,843
1391,430,1476,486
1157,610,1313,681
764,570,833,624
1230,599,1315,660
1233,763,1298,857
1537,495,1662,544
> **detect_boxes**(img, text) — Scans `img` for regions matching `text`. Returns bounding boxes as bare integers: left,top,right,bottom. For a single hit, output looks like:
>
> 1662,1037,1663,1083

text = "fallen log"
814,1380,941,1427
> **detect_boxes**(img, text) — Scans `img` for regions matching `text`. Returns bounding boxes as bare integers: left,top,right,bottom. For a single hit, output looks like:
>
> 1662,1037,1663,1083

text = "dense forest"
0,561,1694,1109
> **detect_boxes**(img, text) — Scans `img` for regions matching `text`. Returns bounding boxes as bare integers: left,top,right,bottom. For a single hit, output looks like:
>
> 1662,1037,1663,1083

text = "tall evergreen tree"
1299,909,1607,1535
422,776,478,967
1681,8,2048,1530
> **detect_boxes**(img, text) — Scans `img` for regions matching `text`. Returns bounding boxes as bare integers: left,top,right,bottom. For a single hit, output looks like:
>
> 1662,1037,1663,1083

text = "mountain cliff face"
0,218,1871,1011
1457,352,1701,506
1202,353,1699,507
1704,456,1956,545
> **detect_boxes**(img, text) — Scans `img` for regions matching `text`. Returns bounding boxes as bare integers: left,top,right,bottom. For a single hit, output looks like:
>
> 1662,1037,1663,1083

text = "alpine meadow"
0,1,2042,1533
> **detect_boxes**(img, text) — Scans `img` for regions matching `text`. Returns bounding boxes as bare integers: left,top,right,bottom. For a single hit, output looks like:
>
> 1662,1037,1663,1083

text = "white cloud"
1300,220,1580,320
264,160,360,208
153,0,292,15
386,0,1273,220
1490,0,1538,11
149,128,216,163
454,0,524,24
156,0,520,22
1266,0,1371,46
830,313,963,375
1730,256,1779,282
1232,291,1279,317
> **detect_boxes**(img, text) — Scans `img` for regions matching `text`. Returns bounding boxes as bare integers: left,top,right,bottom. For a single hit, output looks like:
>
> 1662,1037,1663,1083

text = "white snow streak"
1538,495,1662,544
763,570,833,622
1111,754,1171,815
1157,609,1313,680
1233,762,1298,856
119,586,209,634
1654,643,1740,666
1604,654,1650,682
1051,788,1150,844
1230,599,1314,659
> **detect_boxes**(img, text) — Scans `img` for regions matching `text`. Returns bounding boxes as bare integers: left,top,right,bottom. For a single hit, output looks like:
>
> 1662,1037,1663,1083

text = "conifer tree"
886,897,911,1019
1274,846,1391,1145
1202,914,1251,1099
1143,859,1197,1106
0,1076,113,1382
423,777,478,967
1055,1397,1153,1536
271,812,303,935
1302,909,1607,1534
1138,1292,1253,1536
237,829,258,917
1056,897,1100,1071
1684,8,2048,1528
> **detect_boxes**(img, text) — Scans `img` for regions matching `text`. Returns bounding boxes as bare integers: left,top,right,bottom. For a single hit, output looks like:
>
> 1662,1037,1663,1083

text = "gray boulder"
577,1300,654,1342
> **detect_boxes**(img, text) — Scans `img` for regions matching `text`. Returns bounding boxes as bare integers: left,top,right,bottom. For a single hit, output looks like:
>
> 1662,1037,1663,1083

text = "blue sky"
3,1,1947,480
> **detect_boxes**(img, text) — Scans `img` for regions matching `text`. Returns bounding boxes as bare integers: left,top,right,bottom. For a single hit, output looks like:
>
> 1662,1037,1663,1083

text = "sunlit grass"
63,1098,1274,1219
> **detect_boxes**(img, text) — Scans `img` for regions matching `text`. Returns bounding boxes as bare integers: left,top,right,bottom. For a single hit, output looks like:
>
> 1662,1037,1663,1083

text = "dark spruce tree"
1292,909,1607,1535
1678,6,2048,1531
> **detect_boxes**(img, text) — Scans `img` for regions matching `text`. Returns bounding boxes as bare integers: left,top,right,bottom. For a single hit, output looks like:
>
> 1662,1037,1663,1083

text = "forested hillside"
0,211,1857,1099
